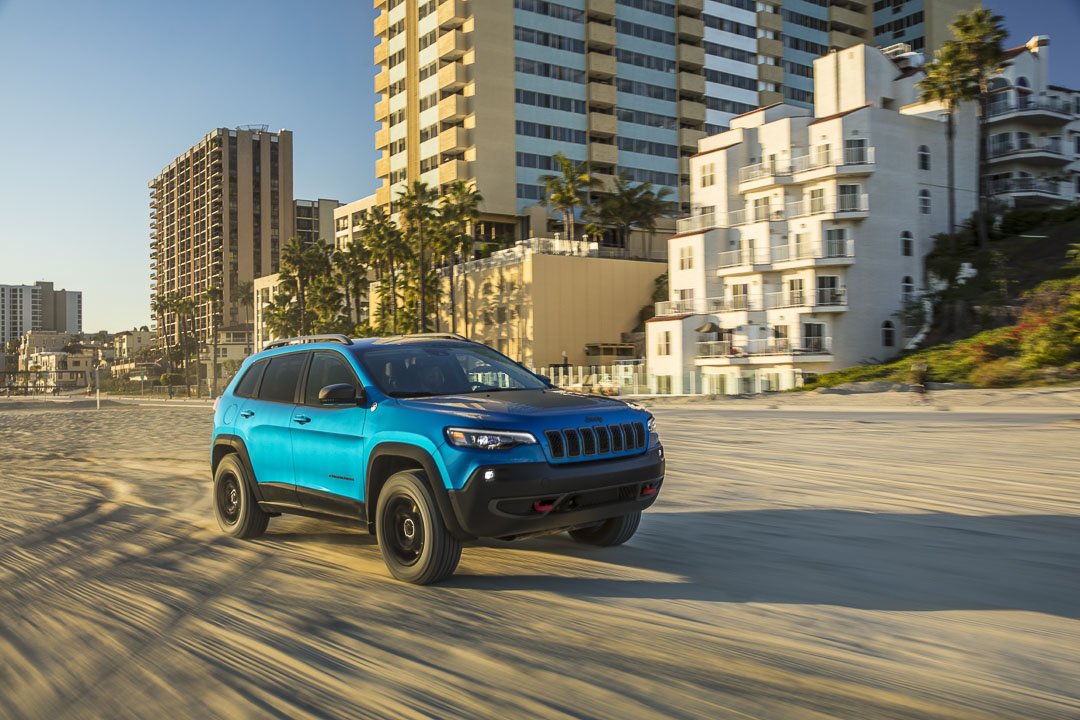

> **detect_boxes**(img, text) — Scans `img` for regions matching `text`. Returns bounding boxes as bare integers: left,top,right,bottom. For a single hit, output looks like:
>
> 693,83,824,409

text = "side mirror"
318,383,362,406
538,375,553,386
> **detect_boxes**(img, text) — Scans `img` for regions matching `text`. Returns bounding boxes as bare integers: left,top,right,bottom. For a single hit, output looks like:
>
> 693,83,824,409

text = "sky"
0,0,1077,333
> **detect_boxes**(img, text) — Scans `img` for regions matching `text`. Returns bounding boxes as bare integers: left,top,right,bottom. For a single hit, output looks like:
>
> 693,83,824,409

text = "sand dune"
0,390,1078,719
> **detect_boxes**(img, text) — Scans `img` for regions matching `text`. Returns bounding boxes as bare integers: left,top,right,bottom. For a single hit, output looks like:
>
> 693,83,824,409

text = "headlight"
647,414,657,433
445,427,538,450
625,401,657,433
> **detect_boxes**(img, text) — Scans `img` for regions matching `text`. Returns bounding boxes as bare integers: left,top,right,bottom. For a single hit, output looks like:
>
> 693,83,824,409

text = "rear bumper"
447,446,665,539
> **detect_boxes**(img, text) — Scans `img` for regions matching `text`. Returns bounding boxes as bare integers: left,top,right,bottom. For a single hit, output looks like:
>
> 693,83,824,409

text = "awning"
696,321,722,333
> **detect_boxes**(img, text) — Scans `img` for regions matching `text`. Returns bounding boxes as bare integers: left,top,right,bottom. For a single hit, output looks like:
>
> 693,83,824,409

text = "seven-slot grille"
544,421,647,461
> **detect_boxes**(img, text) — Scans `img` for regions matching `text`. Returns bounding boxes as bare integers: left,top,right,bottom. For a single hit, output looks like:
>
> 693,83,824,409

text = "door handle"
293,415,311,425
240,410,254,418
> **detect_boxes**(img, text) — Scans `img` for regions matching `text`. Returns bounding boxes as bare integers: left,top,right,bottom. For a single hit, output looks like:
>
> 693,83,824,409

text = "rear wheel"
376,471,461,584
568,511,641,547
213,454,269,539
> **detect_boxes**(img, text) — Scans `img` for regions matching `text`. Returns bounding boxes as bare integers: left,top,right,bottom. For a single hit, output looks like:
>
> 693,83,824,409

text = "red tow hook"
532,500,555,512
641,483,658,497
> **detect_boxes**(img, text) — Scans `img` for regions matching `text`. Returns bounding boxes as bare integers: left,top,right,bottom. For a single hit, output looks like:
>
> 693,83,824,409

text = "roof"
1002,44,1028,59
728,102,785,121
1049,84,1077,93
690,142,739,159
809,102,873,125
646,314,693,323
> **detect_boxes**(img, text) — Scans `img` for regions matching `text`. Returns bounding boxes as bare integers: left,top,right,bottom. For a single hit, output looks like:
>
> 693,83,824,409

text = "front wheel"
568,511,641,547
213,454,269,538
376,471,461,584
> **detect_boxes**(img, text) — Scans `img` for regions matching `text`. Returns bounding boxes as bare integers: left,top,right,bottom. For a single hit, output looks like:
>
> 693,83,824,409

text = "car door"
237,351,308,504
290,350,368,516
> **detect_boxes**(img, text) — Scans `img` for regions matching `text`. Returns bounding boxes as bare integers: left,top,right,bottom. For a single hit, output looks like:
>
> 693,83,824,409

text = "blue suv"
211,333,665,584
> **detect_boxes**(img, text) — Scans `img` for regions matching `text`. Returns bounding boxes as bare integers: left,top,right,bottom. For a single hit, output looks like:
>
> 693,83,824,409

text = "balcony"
587,52,616,79
375,128,390,150
828,4,866,30
756,37,783,59
438,29,466,61
985,97,1074,125
676,14,704,40
587,21,615,50
988,177,1065,203
587,82,617,108
756,9,783,32
374,98,389,122
677,44,705,70
790,146,876,176
589,142,619,166
758,62,784,85
374,39,388,66
438,61,467,91
655,295,763,317
675,0,704,12
765,287,847,310
375,156,390,178
677,71,705,96
678,99,706,124
587,0,616,19
698,336,832,359
675,194,868,234
987,138,1069,165
679,127,706,152
439,126,468,154
439,158,468,185
787,193,869,218
374,12,387,37
438,93,469,123
438,0,467,29
374,69,389,94
589,112,618,137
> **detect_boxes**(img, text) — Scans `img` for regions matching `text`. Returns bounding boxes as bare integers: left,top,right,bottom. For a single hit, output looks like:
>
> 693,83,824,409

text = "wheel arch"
365,442,472,540
211,434,265,502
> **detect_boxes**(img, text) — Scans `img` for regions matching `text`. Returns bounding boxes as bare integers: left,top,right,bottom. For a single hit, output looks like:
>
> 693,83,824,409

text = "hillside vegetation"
801,207,1080,390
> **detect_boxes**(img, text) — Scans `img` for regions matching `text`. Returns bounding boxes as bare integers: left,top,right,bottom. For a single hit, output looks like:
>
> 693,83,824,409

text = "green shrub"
967,358,1027,387
159,373,183,386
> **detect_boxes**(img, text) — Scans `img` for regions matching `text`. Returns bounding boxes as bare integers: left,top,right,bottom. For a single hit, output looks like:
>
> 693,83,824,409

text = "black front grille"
580,426,596,455
563,428,582,457
621,423,635,450
633,421,646,448
595,425,611,454
545,430,565,459
608,423,624,452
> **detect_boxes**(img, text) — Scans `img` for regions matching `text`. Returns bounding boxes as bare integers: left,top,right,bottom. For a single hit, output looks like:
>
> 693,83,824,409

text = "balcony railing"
738,147,875,184
765,287,847,309
988,177,1062,196
988,138,1065,159
986,97,1075,119
677,194,868,233
654,295,763,317
716,239,854,268
698,336,832,358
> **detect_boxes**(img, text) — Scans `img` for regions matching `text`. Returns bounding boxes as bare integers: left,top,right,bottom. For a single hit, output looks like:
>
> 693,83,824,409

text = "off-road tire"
376,470,462,584
568,511,641,547
213,454,269,539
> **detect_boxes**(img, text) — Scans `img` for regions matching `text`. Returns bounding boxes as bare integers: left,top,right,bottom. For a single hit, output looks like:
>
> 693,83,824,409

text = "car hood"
393,389,634,424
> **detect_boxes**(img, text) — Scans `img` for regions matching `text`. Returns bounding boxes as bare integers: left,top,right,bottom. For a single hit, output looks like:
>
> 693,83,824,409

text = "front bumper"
447,446,665,539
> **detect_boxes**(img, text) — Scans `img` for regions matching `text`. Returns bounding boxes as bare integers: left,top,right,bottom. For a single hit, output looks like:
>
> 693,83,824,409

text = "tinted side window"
304,352,359,405
258,353,307,404
234,360,266,398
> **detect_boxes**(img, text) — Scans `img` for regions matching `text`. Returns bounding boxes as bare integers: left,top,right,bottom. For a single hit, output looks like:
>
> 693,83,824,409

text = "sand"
0,387,1078,719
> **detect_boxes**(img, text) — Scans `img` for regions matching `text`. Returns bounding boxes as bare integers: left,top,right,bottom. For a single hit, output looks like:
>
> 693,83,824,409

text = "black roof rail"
263,334,353,350
373,332,472,344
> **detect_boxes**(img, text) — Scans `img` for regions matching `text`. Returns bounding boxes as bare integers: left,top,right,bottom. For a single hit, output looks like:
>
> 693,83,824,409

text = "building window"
919,190,931,214
902,276,915,301
657,331,671,356
882,321,895,347
701,163,715,187
918,145,930,170
679,246,693,270
809,188,825,214
901,231,914,256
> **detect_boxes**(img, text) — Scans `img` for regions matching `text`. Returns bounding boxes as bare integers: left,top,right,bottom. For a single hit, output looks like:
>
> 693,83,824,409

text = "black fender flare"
211,434,265,503
365,442,473,540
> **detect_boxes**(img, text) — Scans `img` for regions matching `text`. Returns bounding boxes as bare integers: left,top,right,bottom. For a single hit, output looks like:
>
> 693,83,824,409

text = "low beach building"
646,43,977,394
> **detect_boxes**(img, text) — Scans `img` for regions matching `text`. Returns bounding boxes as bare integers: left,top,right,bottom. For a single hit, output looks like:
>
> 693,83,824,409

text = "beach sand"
0,387,1078,719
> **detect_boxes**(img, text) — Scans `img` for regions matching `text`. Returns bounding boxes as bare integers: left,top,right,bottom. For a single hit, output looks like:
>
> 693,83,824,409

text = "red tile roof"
646,314,692,323
809,102,873,125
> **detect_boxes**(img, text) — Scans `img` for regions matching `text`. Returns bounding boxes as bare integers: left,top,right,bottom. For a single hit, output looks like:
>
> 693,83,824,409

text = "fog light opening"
641,483,658,497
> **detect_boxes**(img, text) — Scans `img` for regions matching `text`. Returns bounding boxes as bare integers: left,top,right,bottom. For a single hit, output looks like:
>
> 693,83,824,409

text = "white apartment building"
647,43,977,394
0,281,82,346
113,330,156,360
984,36,1080,208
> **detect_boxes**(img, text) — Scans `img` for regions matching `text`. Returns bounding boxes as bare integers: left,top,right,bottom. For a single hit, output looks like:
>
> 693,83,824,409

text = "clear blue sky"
0,0,1076,332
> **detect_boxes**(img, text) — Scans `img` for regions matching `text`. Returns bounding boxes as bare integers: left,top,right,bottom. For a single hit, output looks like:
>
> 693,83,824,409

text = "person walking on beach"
909,360,931,405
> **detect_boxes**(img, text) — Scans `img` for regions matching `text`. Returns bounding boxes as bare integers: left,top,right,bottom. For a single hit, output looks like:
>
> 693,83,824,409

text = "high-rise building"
0,281,82,346
644,43,978,394
149,126,294,345
294,198,341,244
369,0,976,243
871,0,977,54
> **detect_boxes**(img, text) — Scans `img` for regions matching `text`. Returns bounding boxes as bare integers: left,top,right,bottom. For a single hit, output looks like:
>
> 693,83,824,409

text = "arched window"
902,276,915,300
918,145,930,170
1016,77,1031,108
882,321,895,347
919,190,931,214
988,77,1008,91
901,231,914,257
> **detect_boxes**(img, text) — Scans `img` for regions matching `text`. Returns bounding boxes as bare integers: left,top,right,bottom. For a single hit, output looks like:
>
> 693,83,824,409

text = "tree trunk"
297,277,307,336
974,95,990,249
947,110,957,253
449,253,457,335
462,271,469,340
565,209,574,243
210,322,218,398
343,283,352,325
389,262,398,335
418,226,427,332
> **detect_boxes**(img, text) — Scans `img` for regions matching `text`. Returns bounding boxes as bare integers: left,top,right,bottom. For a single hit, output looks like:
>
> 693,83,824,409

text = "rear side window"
258,353,307,404
234,360,266,398
304,352,359,405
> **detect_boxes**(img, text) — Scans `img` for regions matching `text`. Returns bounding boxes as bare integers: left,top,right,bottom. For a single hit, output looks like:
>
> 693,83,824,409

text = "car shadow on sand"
453,510,1080,619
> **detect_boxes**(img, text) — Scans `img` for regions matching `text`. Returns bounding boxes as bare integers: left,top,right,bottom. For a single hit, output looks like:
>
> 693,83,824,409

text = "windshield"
359,344,548,398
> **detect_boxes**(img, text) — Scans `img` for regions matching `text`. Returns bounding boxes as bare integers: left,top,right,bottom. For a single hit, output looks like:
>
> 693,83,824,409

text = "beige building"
253,273,287,349
983,35,1080,208
332,194,380,251
149,126,294,348
295,198,341,244
25,351,95,390
113,330,156,360
646,43,977,394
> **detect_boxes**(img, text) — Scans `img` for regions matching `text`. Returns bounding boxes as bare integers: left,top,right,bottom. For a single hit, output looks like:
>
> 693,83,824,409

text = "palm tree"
439,180,483,336
201,286,223,397
949,8,1008,248
364,207,407,334
280,236,331,335
918,41,976,251
150,294,173,373
539,152,598,244
398,181,440,332
263,289,301,339
334,241,371,328
230,279,254,324
172,296,196,396
589,172,675,258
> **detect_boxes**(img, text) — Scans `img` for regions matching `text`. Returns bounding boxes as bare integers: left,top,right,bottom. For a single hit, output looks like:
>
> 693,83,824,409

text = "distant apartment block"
113,330,156,360
149,126,295,347
332,194,379,251
871,0,977,53
983,35,1080,208
0,281,82,346
295,198,341,244
646,42,977,394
